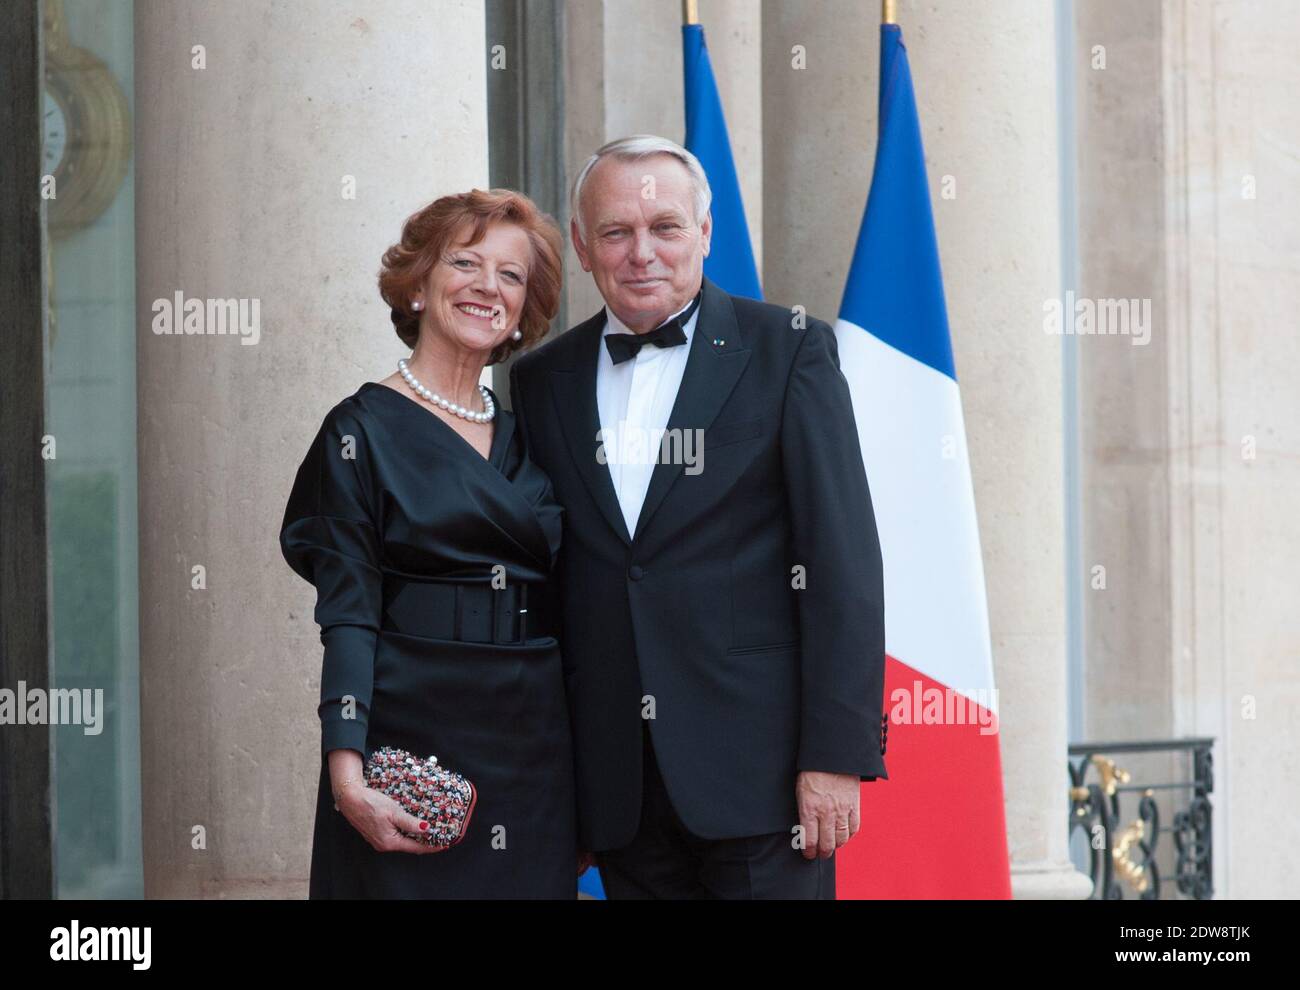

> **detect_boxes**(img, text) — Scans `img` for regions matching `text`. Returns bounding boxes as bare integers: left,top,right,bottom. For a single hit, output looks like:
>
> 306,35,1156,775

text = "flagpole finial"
683,0,699,25
882,0,897,24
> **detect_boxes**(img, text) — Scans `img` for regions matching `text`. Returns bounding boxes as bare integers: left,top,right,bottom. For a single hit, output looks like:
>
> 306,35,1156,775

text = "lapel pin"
712,338,725,347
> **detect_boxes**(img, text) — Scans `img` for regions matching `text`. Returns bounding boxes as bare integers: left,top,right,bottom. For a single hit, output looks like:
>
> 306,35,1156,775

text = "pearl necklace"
397,358,496,423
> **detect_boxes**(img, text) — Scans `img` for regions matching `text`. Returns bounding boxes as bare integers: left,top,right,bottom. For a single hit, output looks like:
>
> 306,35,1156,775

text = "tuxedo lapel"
548,278,751,548
548,310,633,546
632,277,750,542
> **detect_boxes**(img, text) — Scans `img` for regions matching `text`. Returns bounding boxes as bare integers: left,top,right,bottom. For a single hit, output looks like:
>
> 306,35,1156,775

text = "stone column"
134,0,487,897
1159,0,1300,899
1072,0,1300,900
762,0,1089,898
1073,0,1173,750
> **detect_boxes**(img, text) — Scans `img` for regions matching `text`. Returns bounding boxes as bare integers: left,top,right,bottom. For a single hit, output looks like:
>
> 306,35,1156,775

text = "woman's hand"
337,785,442,854
329,747,440,855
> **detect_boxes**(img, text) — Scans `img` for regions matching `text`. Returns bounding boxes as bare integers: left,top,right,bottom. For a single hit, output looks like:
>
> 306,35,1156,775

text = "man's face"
572,154,711,333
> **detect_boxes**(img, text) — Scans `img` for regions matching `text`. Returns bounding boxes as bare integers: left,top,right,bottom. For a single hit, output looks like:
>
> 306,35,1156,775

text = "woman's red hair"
378,189,563,363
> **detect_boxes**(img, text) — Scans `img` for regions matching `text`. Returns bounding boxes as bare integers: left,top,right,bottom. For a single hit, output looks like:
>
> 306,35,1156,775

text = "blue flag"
683,23,762,300
839,22,953,379
577,862,605,899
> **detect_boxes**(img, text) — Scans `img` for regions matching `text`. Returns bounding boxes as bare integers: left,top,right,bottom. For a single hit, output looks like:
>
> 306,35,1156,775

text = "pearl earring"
511,329,522,341
412,300,423,311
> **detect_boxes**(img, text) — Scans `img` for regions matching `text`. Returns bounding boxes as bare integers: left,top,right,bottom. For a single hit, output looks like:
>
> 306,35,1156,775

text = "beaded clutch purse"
362,746,477,849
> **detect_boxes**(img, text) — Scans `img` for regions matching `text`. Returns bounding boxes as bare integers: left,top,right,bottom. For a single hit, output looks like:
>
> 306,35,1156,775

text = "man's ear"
571,217,592,273
700,210,712,258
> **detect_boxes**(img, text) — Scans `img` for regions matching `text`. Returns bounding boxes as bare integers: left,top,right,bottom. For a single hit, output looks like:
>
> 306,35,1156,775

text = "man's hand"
795,770,861,860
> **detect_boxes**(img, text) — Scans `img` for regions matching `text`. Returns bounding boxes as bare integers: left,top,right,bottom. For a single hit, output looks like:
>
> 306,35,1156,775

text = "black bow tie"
604,293,701,365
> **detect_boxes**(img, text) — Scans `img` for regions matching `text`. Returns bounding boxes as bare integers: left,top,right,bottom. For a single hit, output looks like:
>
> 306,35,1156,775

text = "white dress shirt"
596,295,701,537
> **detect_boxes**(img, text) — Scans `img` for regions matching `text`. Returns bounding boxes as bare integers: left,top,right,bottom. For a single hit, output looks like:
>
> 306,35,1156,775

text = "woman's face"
415,222,532,359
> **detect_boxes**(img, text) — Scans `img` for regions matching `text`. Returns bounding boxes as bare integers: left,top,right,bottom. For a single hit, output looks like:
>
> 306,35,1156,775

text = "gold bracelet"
332,776,363,811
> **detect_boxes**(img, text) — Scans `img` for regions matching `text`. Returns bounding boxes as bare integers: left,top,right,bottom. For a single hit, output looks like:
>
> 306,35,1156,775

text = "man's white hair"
570,134,713,238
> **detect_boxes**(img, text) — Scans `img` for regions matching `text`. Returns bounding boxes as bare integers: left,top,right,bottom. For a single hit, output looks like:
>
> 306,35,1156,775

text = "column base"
1011,859,1095,899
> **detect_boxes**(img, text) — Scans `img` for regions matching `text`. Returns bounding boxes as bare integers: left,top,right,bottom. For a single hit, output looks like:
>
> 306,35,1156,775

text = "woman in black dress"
280,189,574,898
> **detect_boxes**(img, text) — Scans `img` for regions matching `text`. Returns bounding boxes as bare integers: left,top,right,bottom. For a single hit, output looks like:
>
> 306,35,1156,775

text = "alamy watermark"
0,681,104,735
151,291,261,345
889,679,999,736
50,921,150,969
596,422,704,473
1043,291,1151,346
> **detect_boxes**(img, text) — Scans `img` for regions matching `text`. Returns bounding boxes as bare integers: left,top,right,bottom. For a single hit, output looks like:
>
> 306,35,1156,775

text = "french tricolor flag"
833,22,1013,899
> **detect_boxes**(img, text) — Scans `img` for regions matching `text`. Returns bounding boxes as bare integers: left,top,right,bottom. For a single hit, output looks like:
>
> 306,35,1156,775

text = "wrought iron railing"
1068,738,1214,899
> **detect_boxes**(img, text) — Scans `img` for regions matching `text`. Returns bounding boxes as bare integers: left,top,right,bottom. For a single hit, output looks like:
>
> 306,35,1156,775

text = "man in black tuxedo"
510,134,888,899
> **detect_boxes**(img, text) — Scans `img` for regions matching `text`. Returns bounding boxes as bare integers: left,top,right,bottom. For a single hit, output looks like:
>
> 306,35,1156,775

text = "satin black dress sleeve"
279,403,383,757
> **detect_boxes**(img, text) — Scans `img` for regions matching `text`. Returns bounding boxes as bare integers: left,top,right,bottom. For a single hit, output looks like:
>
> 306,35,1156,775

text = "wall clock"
43,0,132,238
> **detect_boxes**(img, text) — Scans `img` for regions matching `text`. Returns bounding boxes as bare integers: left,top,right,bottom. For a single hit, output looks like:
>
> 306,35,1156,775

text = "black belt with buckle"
381,574,552,645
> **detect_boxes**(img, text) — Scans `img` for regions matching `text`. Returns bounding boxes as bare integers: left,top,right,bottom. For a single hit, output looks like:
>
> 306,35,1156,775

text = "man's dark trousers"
594,721,836,900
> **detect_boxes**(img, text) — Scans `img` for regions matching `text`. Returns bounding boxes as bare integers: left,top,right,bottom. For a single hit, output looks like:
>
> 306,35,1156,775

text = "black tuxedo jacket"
510,275,888,851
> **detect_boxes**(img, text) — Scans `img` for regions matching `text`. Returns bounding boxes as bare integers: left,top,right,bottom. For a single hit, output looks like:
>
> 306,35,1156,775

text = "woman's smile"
453,301,500,322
